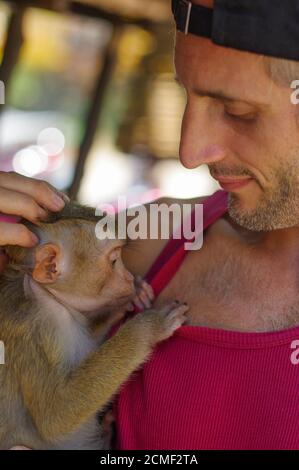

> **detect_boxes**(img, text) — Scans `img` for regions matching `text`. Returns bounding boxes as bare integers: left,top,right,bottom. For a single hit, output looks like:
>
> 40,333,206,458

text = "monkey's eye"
110,248,121,267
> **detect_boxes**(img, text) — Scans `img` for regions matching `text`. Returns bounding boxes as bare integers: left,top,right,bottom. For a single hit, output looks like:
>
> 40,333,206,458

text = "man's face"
174,0,299,231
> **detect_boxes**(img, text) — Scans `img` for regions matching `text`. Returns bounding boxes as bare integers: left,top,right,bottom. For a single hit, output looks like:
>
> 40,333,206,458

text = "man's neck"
227,213,299,268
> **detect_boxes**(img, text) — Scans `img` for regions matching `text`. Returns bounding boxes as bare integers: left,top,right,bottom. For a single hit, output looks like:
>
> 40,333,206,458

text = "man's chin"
227,195,265,232
228,183,262,209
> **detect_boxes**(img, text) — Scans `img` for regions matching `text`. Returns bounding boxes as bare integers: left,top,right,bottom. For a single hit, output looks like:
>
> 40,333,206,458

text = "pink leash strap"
0,214,20,224
145,190,228,298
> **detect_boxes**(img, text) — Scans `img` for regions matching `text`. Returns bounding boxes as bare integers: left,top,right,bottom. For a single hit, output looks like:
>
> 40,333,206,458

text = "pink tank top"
114,190,299,450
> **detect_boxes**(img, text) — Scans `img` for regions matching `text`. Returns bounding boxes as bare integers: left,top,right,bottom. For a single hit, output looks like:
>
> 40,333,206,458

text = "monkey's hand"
132,300,189,345
127,276,154,311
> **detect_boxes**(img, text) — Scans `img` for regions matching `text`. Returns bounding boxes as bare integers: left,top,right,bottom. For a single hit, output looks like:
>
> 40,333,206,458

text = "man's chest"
153,217,299,332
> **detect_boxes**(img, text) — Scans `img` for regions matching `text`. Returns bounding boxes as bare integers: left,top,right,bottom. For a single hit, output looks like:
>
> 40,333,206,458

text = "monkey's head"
5,202,136,314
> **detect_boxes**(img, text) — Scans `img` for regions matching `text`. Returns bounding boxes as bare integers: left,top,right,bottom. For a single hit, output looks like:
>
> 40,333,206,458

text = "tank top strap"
145,190,228,298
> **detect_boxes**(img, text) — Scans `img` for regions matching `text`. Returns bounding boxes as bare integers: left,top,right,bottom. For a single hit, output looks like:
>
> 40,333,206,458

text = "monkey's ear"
32,243,61,284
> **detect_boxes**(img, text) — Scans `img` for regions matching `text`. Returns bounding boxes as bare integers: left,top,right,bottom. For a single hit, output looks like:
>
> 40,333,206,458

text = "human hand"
0,171,68,273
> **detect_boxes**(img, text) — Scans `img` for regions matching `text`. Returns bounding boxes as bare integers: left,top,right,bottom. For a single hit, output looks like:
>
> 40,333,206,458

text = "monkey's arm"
20,304,187,443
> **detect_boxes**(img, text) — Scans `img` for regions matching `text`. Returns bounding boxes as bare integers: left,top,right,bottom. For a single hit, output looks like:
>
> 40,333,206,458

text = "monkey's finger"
134,275,143,288
132,295,144,311
134,277,154,303
126,302,135,312
0,187,50,223
141,280,154,301
168,304,189,318
0,222,39,247
137,289,152,309
160,300,183,315
0,171,67,212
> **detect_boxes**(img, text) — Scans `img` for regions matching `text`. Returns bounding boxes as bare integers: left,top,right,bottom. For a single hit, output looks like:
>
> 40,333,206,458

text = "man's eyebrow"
174,75,268,107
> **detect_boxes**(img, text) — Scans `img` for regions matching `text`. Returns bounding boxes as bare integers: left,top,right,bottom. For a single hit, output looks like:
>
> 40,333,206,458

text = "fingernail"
38,207,48,219
59,191,70,203
30,233,39,244
148,290,155,300
51,194,65,210
135,299,143,310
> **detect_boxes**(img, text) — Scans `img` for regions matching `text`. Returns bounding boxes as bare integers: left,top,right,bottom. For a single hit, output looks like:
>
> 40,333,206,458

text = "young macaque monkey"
0,202,188,450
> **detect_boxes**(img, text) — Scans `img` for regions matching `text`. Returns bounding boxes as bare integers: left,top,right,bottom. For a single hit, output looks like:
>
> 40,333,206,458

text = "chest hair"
154,218,299,332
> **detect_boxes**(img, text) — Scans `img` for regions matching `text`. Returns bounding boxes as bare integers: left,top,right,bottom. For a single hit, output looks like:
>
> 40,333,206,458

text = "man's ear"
32,243,61,284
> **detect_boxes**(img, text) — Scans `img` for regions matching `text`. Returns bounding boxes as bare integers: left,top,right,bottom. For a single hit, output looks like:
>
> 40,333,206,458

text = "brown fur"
0,202,187,449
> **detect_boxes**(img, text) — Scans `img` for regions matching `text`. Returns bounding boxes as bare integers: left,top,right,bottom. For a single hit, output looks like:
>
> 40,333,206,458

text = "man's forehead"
175,33,265,82
174,33,275,105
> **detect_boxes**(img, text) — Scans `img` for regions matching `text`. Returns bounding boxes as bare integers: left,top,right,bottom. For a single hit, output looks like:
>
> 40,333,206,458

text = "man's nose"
179,105,227,169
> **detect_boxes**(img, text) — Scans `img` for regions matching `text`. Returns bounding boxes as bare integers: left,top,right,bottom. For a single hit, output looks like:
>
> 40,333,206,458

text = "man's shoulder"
155,195,209,207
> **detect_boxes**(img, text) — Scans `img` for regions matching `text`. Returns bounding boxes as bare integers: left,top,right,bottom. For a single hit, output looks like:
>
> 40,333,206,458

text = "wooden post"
0,5,25,112
68,24,123,199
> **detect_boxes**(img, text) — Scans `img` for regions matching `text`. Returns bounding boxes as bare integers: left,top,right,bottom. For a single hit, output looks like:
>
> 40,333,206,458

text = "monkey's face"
87,240,136,311
31,221,136,313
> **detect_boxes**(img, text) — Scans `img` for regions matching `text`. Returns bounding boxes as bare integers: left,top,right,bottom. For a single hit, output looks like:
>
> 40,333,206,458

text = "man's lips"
213,176,254,190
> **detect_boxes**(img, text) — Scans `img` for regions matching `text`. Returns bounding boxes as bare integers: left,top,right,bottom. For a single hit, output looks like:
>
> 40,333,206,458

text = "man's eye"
224,109,257,122
111,259,117,267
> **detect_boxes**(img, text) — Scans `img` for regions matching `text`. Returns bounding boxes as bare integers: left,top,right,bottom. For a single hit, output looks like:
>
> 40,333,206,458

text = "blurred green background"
0,0,218,208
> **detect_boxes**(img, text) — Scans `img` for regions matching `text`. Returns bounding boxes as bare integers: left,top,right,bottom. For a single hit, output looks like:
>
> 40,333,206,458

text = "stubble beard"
227,168,299,232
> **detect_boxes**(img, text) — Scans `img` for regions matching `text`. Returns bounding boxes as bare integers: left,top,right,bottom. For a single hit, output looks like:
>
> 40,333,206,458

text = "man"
2,0,299,449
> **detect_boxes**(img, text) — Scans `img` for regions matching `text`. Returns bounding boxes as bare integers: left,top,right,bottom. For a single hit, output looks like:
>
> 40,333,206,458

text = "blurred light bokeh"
0,0,219,207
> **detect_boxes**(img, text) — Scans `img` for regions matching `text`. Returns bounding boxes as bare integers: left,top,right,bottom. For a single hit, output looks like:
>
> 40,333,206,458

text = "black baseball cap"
172,0,299,61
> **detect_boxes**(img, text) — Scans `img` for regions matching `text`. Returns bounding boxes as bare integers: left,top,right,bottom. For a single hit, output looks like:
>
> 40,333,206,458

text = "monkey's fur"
0,202,188,449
